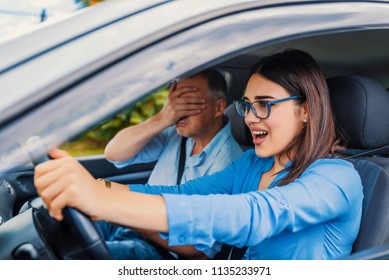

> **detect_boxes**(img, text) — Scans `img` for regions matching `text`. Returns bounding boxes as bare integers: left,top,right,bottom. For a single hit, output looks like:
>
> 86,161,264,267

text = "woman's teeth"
253,131,268,138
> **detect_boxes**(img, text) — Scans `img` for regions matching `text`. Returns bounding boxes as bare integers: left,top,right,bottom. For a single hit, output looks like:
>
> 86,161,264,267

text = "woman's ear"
300,103,308,122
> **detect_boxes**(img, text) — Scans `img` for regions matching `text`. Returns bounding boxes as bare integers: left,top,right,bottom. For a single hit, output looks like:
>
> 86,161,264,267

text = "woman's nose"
244,108,261,125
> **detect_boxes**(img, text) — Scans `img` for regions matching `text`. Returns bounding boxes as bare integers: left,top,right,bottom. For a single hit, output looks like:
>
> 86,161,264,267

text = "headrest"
224,104,253,150
327,75,389,149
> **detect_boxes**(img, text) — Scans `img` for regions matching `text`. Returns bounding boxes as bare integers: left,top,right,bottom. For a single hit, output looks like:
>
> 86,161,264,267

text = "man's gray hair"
193,68,227,100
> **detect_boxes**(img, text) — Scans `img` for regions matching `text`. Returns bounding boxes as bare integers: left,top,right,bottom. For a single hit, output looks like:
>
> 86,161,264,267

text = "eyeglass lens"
235,101,269,119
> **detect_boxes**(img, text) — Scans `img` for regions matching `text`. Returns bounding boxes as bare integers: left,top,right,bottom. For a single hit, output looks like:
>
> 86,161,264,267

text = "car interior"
1,24,389,260
216,74,389,260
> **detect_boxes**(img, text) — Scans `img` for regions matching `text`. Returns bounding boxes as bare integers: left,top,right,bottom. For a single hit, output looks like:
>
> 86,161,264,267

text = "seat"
328,75,389,156
327,75,389,257
224,103,253,151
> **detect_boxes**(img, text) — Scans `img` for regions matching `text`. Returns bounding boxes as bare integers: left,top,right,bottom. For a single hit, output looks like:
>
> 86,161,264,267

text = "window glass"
61,87,168,156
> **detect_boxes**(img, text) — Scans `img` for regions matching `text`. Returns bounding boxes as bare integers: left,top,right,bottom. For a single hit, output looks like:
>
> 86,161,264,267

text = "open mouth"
251,130,268,145
253,130,268,139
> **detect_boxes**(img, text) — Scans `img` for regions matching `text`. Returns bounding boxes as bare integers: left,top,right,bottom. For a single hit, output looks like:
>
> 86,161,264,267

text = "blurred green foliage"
61,88,168,156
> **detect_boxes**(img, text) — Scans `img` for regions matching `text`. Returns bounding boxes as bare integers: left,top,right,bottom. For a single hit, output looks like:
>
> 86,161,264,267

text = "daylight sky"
0,0,79,38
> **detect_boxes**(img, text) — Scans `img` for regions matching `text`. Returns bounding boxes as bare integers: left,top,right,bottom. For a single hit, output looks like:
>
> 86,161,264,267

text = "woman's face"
244,74,307,161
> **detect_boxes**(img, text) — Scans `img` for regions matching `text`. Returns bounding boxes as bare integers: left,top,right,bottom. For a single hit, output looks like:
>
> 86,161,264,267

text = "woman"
34,49,363,260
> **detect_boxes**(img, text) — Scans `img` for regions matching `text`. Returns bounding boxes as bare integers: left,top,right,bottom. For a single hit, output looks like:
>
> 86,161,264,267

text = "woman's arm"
34,148,169,232
130,163,238,196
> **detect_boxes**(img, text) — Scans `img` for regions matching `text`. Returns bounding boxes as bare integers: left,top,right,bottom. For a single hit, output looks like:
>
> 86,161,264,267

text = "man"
102,68,243,259
105,68,243,185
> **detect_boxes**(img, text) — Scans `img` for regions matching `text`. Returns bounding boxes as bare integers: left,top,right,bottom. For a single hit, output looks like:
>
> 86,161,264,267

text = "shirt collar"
188,117,233,159
256,156,293,189
268,158,293,188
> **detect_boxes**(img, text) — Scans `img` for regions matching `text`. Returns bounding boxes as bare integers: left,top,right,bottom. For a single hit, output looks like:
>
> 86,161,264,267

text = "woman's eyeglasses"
233,96,301,119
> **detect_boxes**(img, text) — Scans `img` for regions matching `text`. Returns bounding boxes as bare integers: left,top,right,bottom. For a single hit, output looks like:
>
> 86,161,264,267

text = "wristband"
97,178,112,189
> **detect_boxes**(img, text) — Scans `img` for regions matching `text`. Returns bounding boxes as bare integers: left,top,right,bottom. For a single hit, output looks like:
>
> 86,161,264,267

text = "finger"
35,167,64,197
38,176,67,213
35,163,70,199
172,103,206,112
175,96,206,105
34,156,72,181
49,148,70,159
46,190,69,221
173,92,206,103
174,110,203,122
170,85,199,99
174,86,199,97
176,110,203,119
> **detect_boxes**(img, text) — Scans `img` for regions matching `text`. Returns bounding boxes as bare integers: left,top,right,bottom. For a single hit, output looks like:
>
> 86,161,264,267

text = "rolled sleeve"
162,192,275,249
163,194,195,246
108,128,171,169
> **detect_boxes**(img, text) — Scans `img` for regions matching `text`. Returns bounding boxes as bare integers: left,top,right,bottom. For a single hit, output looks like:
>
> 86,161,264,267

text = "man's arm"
104,83,205,162
104,114,167,162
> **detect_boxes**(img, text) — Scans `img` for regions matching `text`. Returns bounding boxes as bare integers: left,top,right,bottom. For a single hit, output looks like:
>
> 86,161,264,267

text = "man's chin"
176,127,190,137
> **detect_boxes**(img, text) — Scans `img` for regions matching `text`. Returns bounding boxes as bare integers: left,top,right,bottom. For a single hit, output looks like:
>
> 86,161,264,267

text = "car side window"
61,87,168,156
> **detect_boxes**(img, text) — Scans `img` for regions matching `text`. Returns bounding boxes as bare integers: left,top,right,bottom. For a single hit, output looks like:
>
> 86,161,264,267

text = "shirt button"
178,236,185,243
280,200,287,205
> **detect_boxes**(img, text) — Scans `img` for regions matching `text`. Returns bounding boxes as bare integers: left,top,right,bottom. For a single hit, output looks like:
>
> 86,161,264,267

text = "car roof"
0,0,288,126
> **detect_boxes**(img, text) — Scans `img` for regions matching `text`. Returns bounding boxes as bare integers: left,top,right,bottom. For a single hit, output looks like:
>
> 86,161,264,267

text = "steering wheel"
27,137,112,260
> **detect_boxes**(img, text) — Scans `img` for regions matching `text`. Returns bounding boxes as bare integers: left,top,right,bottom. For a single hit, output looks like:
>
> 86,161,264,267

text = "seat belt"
213,244,247,260
341,144,389,159
177,137,188,184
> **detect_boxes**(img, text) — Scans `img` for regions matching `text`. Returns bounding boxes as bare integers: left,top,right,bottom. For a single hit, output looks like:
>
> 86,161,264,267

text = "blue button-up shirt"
131,150,364,260
111,119,243,185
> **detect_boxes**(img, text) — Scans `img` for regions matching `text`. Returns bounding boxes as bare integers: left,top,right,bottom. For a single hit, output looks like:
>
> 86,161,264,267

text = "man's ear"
215,98,226,117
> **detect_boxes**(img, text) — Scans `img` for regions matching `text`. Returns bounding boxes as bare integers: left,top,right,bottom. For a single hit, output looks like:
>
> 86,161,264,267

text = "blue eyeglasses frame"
233,95,301,119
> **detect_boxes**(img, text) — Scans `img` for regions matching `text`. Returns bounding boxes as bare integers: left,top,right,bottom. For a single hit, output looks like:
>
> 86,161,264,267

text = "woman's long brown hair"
251,49,343,186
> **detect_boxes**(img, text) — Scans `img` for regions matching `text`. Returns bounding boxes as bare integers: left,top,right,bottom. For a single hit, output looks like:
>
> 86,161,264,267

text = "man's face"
175,75,223,139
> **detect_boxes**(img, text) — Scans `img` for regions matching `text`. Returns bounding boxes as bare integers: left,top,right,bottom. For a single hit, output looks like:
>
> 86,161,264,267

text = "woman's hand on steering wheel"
34,148,106,222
